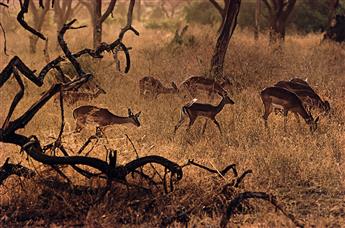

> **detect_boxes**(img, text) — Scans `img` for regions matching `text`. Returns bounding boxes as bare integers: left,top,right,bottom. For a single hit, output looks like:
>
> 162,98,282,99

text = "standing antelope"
274,80,330,113
260,87,319,132
73,106,141,132
179,76,232,98
174,95,234,134
139,76,178,99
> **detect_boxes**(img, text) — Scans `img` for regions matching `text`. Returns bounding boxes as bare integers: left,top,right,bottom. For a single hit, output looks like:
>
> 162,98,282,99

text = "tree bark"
328,0,339,28
93,0,102,49
254,0,261,40
209,0,241,80
263,0,296,43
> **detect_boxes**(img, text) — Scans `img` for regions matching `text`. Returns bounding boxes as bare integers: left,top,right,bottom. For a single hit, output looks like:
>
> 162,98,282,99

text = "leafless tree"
262,0,296,43
80,0,116,49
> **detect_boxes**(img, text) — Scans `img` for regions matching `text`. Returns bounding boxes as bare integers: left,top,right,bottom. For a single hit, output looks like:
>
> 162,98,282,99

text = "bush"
184,1,221,26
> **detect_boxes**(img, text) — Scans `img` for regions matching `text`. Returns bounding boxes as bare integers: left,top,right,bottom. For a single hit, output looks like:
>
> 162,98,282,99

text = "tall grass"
0,24,344,226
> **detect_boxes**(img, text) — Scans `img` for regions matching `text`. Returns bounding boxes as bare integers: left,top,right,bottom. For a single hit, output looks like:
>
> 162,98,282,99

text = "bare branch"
58,19,88,78
220,192,304,228
17,0,47,40
0,2,9,7
209,0,224,17
0,23,8,56
0,158,36,185
100,0,117,23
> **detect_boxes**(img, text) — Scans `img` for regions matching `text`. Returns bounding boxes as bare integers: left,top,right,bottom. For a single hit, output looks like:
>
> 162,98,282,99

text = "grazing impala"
173,95,234,134
179,76,232,98
274,80,330,113
260,87,319,132
57,85,106,105
139,76,178,99
73,106,141,132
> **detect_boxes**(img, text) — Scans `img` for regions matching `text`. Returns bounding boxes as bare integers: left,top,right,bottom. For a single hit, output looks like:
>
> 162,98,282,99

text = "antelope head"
128,108,142,127
306,112,320,132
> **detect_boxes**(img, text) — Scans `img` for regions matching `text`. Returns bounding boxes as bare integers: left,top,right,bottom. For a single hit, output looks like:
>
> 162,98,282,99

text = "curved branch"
17,0,47,40
58,19,88,78
100,0,117,23
220,192,304,228
209,0,224,17
0,158,36,185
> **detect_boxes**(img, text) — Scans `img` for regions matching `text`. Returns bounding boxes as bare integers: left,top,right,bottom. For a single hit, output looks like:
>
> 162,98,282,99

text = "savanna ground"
0,21,345,227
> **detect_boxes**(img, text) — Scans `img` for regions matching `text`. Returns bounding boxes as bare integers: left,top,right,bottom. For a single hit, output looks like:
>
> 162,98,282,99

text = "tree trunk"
269,18,286,43
209,0,241,80
328,0,339,28
254,0,261,40
93,0,102,49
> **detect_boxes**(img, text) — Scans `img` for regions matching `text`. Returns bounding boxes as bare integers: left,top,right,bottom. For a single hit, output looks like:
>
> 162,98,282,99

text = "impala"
73,106,141,132
274,80,330,113
260,87,319,132
179,76,231,98
57,85,106,105
173,95,234,134
139,76,178,99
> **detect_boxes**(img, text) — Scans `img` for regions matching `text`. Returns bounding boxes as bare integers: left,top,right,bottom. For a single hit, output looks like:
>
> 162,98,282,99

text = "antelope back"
275,80,316,93
181,76,227,97
290,78,309,86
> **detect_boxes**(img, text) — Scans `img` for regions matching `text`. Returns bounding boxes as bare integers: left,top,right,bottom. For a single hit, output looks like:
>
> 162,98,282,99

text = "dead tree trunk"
209,0,241,80
262,0,296,43
28,0,50,53
80,0,116,49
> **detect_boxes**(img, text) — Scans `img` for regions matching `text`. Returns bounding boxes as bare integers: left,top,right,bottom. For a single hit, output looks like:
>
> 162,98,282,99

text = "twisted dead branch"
0,158,36,185
17,0,47,40
220,191,304,228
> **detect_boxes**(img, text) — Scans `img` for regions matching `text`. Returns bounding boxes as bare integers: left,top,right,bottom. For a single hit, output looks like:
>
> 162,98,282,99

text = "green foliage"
184,1,221,26
144,18,180,31
237,0,345,33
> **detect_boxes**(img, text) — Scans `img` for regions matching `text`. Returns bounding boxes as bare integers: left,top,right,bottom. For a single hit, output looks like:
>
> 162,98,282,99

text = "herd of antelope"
71,75,330,135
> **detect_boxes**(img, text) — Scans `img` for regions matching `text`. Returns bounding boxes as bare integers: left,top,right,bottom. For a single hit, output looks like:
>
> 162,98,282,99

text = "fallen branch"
220,191,304,228
0,158,36,185
186,160,238,177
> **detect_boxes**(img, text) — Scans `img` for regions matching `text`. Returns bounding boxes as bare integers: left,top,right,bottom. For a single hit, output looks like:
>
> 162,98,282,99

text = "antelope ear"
128,108,133,116
136,111,141,117
171,82,178,90
315,116,320,123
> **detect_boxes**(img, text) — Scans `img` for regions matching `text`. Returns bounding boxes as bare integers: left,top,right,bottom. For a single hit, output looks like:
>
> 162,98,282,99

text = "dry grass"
0,23,345,227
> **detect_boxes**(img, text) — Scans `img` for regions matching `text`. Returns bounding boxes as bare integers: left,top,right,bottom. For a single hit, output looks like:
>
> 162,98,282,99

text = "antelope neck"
110,115,132,124
161,87,176,94
215,98,227,113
